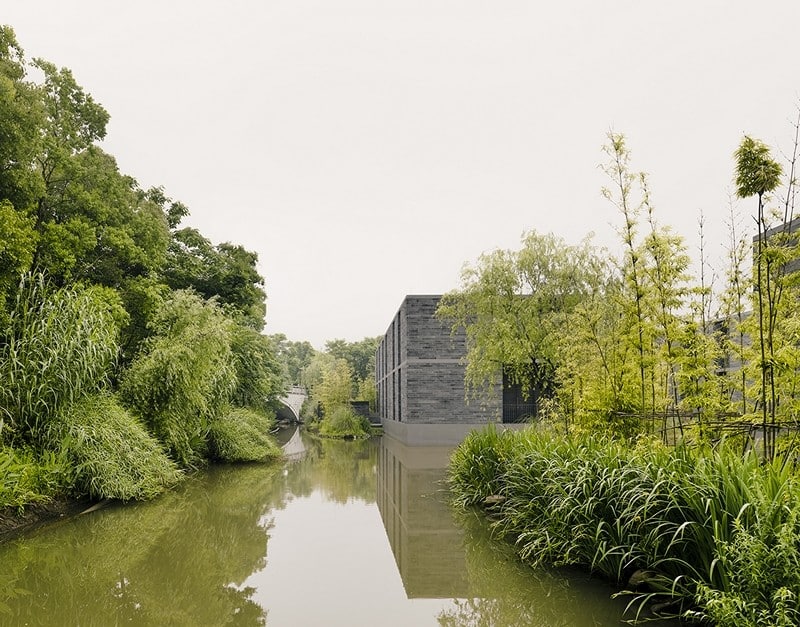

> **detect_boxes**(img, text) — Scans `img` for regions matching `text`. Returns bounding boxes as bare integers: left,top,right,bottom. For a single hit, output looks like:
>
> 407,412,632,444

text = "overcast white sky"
5,2,800,347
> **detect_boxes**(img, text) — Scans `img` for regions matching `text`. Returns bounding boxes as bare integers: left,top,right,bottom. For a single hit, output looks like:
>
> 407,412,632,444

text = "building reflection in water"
376,435,469,599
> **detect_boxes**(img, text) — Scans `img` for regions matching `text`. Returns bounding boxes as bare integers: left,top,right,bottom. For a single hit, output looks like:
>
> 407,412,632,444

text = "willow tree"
437,230,604,411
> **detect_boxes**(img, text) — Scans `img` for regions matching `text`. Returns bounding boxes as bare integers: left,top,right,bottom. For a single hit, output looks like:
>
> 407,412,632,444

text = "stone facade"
376,295,505,444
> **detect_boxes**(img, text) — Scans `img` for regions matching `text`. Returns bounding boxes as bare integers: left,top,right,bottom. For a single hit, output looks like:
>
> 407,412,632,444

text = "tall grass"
44,394,182,501
207,407,282,462
448,427,800,624
0,275,123,444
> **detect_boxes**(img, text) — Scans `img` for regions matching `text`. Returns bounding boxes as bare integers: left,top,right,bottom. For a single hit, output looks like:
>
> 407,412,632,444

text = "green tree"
30,58,109,277
601,133,653,420
0,201,37,323
718,204,752,414
316,358,355,415
438,230,604,402
270,334,317,385
324,336,380,386
734,135,784,458
0,26,45,213
229,325,286,413
163,228,266,329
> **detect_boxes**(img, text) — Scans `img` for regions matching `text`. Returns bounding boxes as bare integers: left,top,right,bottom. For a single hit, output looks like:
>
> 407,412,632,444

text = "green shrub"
0,446,68,512
318,406,370,439
0,275,124,444
120,290,236,467
207,407,282,462
45,394,182,501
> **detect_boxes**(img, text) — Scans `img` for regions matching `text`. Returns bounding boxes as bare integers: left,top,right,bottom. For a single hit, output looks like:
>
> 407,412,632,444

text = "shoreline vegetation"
435,129,800,624
0,24,287,534
448,426,800,625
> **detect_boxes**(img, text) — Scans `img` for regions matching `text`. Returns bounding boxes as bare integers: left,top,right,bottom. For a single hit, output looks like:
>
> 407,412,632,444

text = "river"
0,430,672,626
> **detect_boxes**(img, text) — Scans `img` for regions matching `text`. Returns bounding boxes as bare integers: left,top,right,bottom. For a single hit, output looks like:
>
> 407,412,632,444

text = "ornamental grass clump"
0,275,123,444
448,425,516,508
207,407,282,462
44,393,182,501
447,427,800,625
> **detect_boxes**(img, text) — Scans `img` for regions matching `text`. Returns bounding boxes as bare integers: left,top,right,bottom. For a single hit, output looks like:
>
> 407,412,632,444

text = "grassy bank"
0,280,284,526
448,427,800,626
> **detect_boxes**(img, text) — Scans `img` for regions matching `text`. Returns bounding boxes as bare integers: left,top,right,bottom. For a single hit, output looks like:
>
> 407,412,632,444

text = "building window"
502,370,538,423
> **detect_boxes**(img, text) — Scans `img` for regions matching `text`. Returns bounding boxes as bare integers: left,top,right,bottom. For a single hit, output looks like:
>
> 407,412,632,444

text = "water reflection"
0,463,284,625
377,438,469,598
376,436,663,627
0,430,674,626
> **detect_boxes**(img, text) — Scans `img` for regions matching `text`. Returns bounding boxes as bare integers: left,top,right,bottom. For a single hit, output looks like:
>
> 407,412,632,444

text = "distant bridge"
276,385,307,423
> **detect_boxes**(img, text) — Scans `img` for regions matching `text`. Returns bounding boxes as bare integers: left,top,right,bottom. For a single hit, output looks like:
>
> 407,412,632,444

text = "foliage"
0,26,285,514
356,376,377,411
163,228,266,330
43,394,182,501
318,406,371,439
734,136,783,199
734,133,798,459
0,446,67,512
270,334,316,385
324,336,380,384
0,26,45,213
315,358,355,414
438,230,604,399
0,200,37,324
230,325,286,413
0,275,124,444
207,406,282,462
448,427,800,625
447,426,515,507
119,290,236,467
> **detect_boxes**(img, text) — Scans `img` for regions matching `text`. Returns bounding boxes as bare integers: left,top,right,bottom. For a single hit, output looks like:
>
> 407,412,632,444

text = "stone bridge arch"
276,385,307,423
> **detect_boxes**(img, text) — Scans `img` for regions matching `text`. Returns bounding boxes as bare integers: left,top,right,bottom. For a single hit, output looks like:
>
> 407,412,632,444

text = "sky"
5,1,800,348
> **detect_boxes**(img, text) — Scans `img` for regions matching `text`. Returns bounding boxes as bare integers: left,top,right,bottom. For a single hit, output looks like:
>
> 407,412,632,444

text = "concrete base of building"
382,419,529,447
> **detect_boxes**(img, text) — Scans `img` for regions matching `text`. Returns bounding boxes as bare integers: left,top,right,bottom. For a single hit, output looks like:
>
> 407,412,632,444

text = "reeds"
448,427,800,624
0,275,121,444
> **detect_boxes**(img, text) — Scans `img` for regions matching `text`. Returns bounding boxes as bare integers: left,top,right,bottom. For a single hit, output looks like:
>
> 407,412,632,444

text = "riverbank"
447,426,800,626
0,433,650,625
0,497,93,542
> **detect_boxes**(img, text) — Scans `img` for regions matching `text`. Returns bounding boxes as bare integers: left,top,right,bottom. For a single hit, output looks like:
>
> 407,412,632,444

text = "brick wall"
376,295,500,426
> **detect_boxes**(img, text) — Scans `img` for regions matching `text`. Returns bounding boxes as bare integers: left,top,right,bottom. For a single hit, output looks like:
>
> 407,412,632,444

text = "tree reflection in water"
0,462,284,626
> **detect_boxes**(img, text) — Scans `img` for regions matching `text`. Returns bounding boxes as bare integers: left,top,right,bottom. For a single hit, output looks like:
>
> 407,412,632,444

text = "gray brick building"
376,295,529,445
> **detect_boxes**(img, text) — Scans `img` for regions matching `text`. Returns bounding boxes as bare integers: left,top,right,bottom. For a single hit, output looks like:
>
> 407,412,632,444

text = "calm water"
0,430,665,626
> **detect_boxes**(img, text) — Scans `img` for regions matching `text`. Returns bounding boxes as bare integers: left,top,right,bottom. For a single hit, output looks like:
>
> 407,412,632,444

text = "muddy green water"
0,431,670,626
